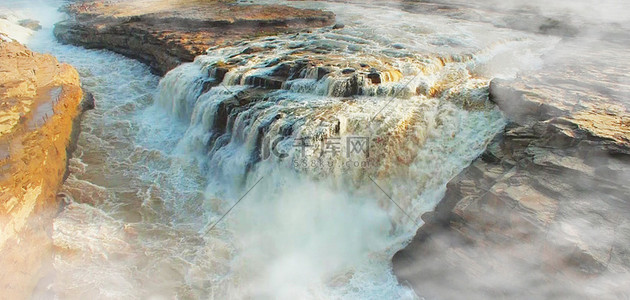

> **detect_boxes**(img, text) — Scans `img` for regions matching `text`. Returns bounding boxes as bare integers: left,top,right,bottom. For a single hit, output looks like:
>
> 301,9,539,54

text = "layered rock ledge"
54,0,335,75
393,39,630,298
0,39,83,298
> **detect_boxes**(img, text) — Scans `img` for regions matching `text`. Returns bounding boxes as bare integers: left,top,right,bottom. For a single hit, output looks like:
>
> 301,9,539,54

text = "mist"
1,0,629,299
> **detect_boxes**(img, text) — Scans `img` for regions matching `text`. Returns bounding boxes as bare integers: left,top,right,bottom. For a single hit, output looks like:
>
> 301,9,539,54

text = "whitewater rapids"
16,0,558,298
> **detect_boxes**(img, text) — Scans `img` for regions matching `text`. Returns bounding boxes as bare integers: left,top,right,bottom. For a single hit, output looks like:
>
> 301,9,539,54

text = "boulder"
18,19,41,31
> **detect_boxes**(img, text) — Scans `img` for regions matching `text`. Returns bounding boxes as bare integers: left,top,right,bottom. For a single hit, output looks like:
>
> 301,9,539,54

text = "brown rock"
53,0,336,75
0,40,82,299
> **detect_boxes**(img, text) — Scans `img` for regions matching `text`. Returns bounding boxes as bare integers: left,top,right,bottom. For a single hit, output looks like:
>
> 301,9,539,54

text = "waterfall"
16,0,557,297
155,30,504,194
146,30,507,298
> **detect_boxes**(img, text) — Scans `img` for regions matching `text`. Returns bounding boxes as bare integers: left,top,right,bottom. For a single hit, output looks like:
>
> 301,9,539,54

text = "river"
15,0,555,298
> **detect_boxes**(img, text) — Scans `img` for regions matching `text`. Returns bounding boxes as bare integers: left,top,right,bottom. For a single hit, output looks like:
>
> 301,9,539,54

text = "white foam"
13,1,539,298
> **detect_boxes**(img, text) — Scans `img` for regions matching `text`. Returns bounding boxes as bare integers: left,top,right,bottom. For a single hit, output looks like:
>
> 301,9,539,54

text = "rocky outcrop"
17,19,41,31
161,31,463,100
53,0,335,75
393,39,630,299
0,39,83,299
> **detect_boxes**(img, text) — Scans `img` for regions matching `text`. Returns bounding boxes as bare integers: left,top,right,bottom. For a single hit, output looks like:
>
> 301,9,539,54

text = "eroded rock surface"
394,37,630,300
54,0,336,75
0,39,83,299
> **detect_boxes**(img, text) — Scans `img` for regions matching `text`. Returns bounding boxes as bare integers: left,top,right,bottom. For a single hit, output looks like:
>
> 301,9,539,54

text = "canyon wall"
0,37,83,299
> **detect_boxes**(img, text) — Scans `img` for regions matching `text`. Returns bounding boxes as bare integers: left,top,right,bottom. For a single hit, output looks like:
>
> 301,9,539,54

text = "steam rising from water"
6,0,582,298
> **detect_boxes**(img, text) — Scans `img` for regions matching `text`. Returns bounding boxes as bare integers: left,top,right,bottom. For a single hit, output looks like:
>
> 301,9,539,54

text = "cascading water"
14,0,556,299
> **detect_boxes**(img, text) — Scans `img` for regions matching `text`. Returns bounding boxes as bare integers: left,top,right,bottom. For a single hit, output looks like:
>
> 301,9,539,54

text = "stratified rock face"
53,0,336,75
0,40,82,299
393,38,630,299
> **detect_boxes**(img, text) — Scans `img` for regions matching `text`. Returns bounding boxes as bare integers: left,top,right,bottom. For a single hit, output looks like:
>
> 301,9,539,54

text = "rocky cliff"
0,38,83,299
53,0,335,75
393,39,630,299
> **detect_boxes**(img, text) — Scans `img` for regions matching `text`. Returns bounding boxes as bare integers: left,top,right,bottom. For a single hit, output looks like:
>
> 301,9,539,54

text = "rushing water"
12,0,557,299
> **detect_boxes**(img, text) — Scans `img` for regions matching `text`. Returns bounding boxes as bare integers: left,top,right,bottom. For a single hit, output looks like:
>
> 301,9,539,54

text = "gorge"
1,0,629,299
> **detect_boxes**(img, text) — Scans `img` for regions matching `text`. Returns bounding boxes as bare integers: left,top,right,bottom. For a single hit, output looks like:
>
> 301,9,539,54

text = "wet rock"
245,75,284,90
367,72,381,84
332,23,345,29
54,0,336,75
341,68,355,74
240,46,265,55
18,19,41,31
317,66,332,80
81,91,95,111
339,74,362,97
271,63,292,78
201,80,218,94
212,67,230,82
392,43,405,49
